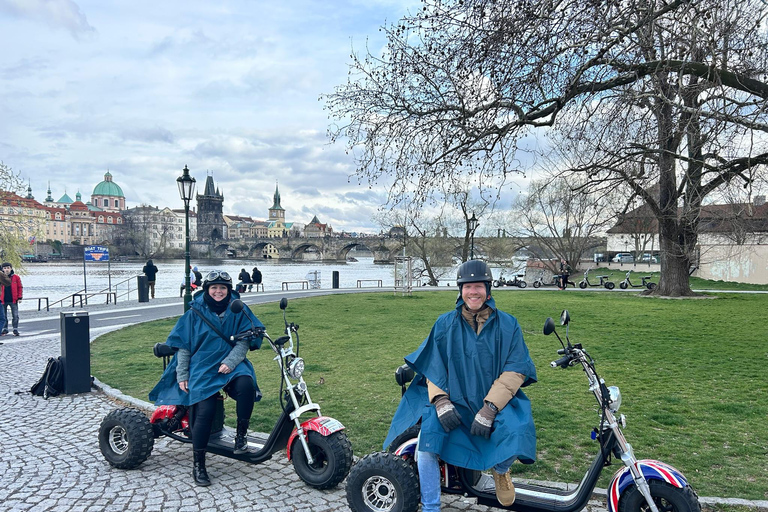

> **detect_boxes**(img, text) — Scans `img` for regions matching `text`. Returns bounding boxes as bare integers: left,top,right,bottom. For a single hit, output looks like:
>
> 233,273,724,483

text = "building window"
98,216,104,223
107,217,113,224
115,199,119,208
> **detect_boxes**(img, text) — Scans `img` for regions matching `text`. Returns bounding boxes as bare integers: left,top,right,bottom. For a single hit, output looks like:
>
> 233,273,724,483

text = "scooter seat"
153,343,178,358
395,364,415,386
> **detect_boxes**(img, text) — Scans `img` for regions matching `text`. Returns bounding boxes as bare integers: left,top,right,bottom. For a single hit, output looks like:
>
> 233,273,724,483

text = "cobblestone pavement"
2,308,763,512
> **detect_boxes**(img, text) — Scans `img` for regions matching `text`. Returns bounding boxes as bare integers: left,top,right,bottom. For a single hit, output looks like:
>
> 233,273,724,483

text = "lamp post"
469,212,479,260
177,165,196,312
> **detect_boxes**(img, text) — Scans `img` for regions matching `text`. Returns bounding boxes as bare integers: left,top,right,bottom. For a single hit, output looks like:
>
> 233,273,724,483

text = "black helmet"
456,260,493,284
203,270,233,290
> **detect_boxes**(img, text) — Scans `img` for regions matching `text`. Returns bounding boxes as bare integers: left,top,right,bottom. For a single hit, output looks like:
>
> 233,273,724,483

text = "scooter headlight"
287,357,305,379
607,386,622,413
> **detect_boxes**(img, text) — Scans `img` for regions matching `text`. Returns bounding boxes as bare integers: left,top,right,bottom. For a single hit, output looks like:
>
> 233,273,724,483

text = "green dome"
92,171,124,197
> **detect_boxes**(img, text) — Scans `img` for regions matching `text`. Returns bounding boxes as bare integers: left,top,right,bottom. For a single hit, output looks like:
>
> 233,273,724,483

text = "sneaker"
13,330,19,336
1,330,7,336
493,470,516,506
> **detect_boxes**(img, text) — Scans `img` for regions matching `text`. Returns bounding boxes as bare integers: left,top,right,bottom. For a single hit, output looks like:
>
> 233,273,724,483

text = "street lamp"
177,165,196,312
469,212,479,260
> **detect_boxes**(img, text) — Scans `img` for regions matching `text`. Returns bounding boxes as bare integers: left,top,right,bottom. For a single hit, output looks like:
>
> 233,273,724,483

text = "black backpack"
30,357,65,399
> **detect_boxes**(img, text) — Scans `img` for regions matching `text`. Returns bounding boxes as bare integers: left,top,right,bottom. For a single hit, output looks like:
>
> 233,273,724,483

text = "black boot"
193,449,211,486
233,419,249,454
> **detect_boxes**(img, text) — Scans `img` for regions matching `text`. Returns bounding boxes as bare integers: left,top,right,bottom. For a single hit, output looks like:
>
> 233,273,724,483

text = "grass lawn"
91,289,768,501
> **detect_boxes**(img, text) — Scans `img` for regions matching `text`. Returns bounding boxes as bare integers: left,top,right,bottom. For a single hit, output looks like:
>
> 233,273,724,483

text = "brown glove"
433,395,462,432
470,402,498,439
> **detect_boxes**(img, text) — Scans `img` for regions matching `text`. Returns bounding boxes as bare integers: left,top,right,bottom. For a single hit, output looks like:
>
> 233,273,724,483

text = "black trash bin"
60,312,91,394
332,271,340,289
137,275,149,302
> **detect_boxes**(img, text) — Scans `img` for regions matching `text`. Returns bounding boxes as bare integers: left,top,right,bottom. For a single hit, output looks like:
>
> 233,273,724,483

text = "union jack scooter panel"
286,416,346,460
607,459,689,512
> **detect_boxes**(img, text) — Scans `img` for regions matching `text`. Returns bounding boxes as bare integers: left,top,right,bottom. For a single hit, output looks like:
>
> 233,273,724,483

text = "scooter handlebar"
551,355,571,368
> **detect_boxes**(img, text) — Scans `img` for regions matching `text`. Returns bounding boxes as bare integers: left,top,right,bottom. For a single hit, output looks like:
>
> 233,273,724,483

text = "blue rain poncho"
149,291,264,406
383,297,537,470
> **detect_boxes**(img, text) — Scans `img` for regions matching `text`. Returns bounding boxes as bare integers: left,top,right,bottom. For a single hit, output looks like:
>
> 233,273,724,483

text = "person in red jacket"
1,262,23,336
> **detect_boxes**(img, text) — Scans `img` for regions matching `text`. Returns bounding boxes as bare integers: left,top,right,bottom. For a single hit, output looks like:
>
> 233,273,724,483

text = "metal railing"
49,274,143,309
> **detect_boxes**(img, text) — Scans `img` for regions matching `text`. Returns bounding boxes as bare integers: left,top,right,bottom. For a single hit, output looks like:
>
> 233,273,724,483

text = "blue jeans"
0,303,5,333
2,303,18,332
417,433,516,512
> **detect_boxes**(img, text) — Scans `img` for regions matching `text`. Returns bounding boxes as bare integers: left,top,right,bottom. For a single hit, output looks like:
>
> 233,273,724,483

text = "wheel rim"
108,425,129,455
362,474,398,512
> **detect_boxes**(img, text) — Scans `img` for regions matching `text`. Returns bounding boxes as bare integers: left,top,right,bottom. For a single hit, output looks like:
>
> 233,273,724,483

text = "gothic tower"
268,181,285,222
197,174,225,241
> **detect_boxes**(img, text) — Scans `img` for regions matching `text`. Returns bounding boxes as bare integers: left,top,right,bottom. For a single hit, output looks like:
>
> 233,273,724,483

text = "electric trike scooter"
98,298,353,489
618,270,657,290
345,310,700,512
578,267,616,290
494,271,528,288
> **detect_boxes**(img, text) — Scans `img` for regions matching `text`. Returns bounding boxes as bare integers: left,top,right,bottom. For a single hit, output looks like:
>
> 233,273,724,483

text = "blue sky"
0,0,418,233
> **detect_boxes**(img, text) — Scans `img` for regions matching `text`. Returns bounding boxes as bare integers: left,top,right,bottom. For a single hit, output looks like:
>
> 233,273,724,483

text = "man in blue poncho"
383,260,537,510
149,270,264,487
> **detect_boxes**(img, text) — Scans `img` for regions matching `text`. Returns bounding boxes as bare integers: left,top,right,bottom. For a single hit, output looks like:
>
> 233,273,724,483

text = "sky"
0,0,422,233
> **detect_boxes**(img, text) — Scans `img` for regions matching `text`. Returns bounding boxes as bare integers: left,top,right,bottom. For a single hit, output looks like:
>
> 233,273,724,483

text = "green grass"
91,290,768,500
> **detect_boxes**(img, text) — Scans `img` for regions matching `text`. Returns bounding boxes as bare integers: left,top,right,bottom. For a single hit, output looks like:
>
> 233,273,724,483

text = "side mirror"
543,317,555,335
229,299,245,313
279,297,288,310
560,310,570,326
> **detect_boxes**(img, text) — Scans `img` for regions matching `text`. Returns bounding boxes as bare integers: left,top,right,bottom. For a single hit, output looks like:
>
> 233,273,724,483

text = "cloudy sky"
0,0,423,233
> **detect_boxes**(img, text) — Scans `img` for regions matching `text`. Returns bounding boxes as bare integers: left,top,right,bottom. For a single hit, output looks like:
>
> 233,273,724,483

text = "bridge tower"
197,174,225,242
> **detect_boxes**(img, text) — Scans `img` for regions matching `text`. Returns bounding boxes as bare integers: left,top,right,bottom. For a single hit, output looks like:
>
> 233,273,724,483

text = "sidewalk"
0,299,764,511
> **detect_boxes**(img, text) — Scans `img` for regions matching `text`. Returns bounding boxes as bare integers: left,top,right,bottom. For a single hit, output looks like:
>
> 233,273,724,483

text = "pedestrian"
251,266,262,292
383,260,537,510
1,262,23,336
142,259,159,299
558,259,573,290
149,270,265,487
237,268,252,293
0,269,9,337
180,266,198,297
193,266,203,287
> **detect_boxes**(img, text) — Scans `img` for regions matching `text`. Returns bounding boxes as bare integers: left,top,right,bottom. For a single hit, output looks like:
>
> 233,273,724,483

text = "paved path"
0,297,763,511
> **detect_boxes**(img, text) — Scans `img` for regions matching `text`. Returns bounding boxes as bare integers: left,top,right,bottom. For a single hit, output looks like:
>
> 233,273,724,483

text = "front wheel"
518,281,527,288
533,281,541,288
493,280,501,288
579,281,587,289
618,481,701,512
647,282,657,290
292,430,353,489
346,451,421,512
619,282,628,289
605,282,616,290
98,408,154,469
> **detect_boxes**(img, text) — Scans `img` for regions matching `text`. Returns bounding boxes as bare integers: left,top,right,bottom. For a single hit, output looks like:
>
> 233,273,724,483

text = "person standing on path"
1,263,23,336
0,270,9,338
142,259,159,299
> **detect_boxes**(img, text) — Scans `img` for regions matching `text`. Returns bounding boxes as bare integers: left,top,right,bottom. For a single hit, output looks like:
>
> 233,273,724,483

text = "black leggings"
191,375,255,450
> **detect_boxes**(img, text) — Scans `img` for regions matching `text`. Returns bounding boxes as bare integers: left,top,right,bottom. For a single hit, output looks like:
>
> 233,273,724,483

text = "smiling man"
384,260,538,511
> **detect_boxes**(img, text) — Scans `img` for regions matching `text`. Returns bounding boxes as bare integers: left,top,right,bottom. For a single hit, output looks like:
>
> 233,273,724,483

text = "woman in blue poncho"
149,270,264,487
383,260,537,511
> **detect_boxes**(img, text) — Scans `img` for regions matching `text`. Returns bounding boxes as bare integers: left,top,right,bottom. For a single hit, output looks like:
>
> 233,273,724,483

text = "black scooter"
619,270,657,290
578,267,615,290
345,311,701,512
98,298,353,490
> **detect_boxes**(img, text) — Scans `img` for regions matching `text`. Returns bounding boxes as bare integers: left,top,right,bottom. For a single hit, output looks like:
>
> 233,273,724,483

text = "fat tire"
98,408,154,469
493,280,501,288
618,481,701,512
387,425,420,454
346,451,420,512
579,282,587,289
533,281,541,288
292,430,353,490
620,282,628,289
518,281,527,288
647,282,657,290
606,282,616,290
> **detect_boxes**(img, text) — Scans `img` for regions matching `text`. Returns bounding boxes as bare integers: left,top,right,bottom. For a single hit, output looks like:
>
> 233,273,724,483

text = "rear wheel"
387,425,420,455
647,282,657,290
292,430,353,489
346,451,420,512
493,280,501,288
518,281,527,288
619,282,628,289
606,282,616,290
98,409,154,469
618,481,701,512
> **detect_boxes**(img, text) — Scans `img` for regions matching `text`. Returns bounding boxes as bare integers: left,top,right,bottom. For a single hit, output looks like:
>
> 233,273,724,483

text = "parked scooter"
494,271,528,289
578,267,616,290
619,270,657,290
98,298,353,490
530,271,571,289
345,310,701,512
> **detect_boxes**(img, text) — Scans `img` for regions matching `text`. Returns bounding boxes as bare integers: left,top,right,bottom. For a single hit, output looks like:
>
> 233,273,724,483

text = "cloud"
0,0,96,39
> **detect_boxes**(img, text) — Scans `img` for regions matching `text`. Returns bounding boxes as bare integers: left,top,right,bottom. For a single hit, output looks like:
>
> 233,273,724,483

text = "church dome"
92,171,124,197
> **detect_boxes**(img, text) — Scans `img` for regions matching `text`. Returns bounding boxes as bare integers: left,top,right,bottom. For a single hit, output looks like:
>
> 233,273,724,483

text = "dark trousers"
191,375,255,450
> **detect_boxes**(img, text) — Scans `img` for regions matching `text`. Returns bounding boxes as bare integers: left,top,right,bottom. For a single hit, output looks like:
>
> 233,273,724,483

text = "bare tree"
0,162,33,267
326,0,768,296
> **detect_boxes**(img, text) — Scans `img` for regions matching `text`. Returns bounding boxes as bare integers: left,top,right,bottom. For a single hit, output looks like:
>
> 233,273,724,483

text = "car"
612,253,634,263
641,253,658,263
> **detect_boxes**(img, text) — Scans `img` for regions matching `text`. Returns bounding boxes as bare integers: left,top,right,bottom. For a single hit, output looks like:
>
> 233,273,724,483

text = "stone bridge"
195,236,406,263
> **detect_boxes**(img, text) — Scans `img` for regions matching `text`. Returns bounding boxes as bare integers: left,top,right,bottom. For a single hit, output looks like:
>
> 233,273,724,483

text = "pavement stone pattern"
2,302,764,511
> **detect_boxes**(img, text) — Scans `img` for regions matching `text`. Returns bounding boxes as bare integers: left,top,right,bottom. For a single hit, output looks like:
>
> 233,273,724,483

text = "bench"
71,292,117,307
357,279,383,288
236,283,264,293
25,297,50,311
281,281,309,291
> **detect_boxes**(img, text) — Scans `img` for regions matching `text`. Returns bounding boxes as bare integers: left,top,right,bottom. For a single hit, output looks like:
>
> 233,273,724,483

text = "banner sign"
84,245,110,262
